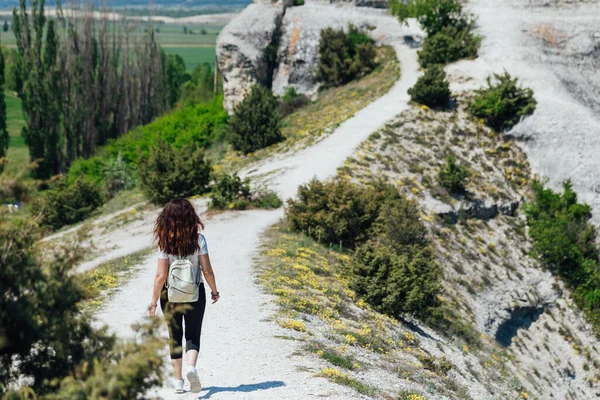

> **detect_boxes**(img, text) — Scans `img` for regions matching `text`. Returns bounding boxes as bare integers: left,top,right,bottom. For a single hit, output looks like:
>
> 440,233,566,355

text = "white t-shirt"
158,234,208,283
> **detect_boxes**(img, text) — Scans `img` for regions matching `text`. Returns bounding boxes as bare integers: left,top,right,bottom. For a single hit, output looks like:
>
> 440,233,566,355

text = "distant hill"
0,0,252,13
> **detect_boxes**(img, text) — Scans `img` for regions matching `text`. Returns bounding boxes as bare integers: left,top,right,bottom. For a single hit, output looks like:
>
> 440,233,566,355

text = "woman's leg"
160,289,185,380
171,359,183,381
183,285,207,367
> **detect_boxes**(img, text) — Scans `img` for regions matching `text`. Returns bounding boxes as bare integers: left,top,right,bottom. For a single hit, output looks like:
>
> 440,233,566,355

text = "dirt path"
93,15,421,400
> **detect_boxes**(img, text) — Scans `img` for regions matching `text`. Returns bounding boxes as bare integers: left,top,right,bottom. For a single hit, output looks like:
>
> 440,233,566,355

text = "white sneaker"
186,367,202,394
174,379,184,394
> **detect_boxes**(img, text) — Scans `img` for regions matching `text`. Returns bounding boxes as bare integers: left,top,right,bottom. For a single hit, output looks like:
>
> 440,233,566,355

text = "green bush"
32,178,105,230
253,189,283,209
228,86,284,154
389,0,471,35
103,153,137,197
408,65,451,108
349,242,442,320
210,173,283,210
316,24,377,88
426,305,482,347
285,178,453,326
293,0,305,5
181,62,218,104
468,71,537,131
67,97,227,184
286,178,398,248
0,215,165,399
418,26,480,68
437,155,470,193
138,139,211,205
210,173,251,210
525,180,600,335
382,197,429,249
278,87,310,117
416,353,453,375
390,0,480,68
0,174,32,203
348,193,442,320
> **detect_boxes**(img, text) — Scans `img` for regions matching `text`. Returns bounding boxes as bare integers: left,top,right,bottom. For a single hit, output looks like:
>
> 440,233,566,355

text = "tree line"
11,0,187,179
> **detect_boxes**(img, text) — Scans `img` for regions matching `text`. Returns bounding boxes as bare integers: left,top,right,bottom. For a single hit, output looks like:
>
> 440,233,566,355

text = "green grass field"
163,46,216,70
0,18,221,72
4,91,27,177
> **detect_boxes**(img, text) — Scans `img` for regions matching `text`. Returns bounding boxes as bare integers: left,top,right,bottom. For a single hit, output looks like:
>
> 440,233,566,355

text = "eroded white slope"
448,0,600,223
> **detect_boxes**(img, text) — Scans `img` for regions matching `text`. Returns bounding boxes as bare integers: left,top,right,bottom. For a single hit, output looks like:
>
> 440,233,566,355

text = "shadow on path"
199,381,286,399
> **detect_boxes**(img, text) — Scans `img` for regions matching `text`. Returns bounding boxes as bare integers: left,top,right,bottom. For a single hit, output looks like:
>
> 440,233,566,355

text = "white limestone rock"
216,3,285,114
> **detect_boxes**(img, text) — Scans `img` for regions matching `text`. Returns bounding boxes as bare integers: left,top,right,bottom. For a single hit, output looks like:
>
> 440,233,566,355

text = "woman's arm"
149,258,169,316
199,254,219,304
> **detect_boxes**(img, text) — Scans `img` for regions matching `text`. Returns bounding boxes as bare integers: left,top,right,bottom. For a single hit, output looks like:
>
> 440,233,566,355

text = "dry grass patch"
317,367,378,396
82,247,153,311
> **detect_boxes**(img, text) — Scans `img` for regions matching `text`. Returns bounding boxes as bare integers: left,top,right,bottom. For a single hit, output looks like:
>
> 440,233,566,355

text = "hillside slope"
335,103,600,399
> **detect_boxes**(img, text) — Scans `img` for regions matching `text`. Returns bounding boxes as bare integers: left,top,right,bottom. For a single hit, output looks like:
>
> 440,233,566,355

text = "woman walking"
148,198,220,394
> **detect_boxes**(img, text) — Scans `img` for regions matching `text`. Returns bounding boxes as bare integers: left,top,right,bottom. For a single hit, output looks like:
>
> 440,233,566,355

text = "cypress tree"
14,0,53,178
0,42,7,173
166,53,188,108
228,86,283,154
42,19,63,174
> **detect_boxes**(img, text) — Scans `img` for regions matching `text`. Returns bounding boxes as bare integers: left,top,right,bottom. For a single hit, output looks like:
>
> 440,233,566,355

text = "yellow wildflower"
278,319,306,332
345,334,357,345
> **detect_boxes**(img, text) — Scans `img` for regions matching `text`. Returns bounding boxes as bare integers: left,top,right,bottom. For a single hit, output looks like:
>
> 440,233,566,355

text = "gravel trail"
94,13,421,400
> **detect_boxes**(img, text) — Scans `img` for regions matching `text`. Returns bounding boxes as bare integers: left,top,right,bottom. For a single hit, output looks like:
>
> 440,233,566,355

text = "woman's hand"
200,254,219,305
150,259,168,317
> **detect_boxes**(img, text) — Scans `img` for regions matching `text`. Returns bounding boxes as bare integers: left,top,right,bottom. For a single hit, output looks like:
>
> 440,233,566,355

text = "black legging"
160,284,207,360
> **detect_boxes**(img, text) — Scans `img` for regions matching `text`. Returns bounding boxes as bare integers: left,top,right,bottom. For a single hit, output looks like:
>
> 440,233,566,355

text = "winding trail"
94,15,421,400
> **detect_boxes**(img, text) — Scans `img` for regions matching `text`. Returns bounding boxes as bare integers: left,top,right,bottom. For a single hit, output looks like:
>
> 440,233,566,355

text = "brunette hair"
154,198,205,257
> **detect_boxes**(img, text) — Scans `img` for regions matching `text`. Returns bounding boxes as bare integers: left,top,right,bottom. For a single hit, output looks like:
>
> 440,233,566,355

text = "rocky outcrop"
477,269,562,340
216,3,285,113
355,0,388,7
328,0,388,7
217,0,402,113
272,3,417,97
437,199,520,224
273,6,374,98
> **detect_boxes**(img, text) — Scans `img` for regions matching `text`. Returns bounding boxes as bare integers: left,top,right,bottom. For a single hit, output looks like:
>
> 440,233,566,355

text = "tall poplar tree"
13,0,174,179
13,0,54,179
0,41,7,173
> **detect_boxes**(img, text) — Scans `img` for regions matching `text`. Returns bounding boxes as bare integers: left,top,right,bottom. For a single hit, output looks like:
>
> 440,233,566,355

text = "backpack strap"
165,256,181,289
